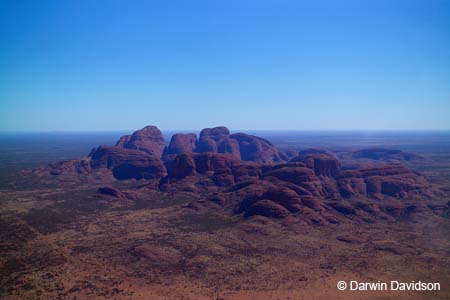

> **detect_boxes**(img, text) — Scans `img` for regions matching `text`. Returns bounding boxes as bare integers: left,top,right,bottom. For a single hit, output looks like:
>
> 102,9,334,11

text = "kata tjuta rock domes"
89,145,167,180
40,124,436,221
114,125,284,163
195,126,241,159
164,133,197,155
116,125,166,157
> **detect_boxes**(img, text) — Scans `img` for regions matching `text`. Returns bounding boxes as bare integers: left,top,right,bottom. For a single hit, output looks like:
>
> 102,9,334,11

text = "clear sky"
1,0,449,131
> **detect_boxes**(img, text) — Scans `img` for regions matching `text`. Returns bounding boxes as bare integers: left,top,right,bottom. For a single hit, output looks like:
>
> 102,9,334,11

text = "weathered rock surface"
306,155,339,178
35,124,434,221
300,148,334,156
230,133,283,163
48,159,91,176
115,135,131,147
118,125,166,157
262,164,324,196
90,146,167,180
353,148,423,161
279,150,299,161
290,153,340,178
158,150,432,219
167,153,197,179
338,164,428,198
245,200,290,218
97,186,128,199
191,127,283,163
195,126,241,159
234,181,301,216
165,133,197,155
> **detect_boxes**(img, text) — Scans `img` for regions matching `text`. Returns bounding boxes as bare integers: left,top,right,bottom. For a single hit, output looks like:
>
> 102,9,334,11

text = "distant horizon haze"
1,128,450,134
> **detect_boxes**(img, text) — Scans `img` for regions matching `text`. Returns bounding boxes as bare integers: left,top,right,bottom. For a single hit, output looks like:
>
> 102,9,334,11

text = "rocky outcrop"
235,181,302,216
193,153,245,186
165,133,197,155
159,150,431,219
115,135,131,147
245,200,290,218
90,146,167,180
97,186,128,199
262,164,324,196
353,148,423,161
338,164,428,198
191,127,283,163
232,178,329,219
328,201,357,215
118,125,166,157
164,152,262,187
48,159,91,176
291,154,340,178
167,154,197,179
193,152,236,173
110,126,288,164
35,124,434,222
300,148,334,156
195,126,241,159
337,177,367,198
230,133,283,163
279,150,299,161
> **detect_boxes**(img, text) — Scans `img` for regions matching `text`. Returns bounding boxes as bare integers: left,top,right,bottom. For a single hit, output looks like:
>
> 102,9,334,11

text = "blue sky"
1,0,449,131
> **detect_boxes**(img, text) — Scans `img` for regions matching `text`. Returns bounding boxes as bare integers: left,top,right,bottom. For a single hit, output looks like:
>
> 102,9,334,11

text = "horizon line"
1,128,450,133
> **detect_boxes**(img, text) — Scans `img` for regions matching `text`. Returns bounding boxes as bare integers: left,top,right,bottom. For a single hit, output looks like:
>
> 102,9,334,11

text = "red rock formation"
300,148,334,156
258,185,304,213
328,201,357,215
191,126,284,163
36,125,434,221
234,181,308,218
193,152,235,174
245,200,290,218
338,177,367,198
120,125,166,157
230,133,283,163
195,126,241,159
97,186,128,199
115,135,131,147
353,148,423,161
90,146,166,180
165,152,262,187
168,154,196,179
291,154,340,178
279,150,299,161
231,163,262,182
165,133,197,155
338,164,428,198
194,152,238,186
262,164,324,196
49,159,91,175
